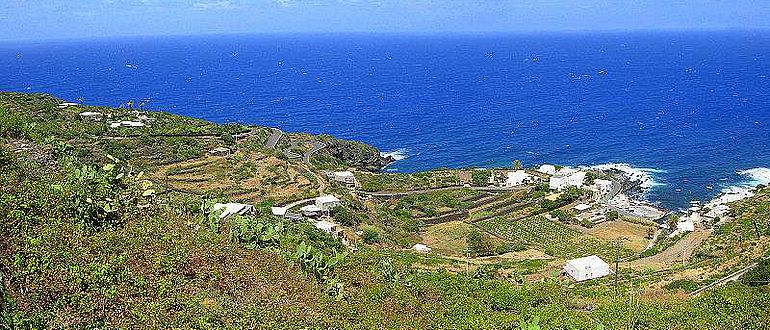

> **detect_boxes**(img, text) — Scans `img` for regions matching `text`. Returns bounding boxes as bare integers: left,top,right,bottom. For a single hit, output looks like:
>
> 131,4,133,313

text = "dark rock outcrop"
316,136,394,172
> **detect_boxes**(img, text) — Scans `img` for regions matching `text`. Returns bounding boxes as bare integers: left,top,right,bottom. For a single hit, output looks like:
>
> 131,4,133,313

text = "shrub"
362,225,381,244
664,279,700,292
467,228,495,257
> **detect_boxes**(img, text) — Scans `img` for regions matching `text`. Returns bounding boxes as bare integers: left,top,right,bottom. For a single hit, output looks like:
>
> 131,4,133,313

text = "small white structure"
58,102,79,109
591,179,613,193
556,167,579,176
212,203,254,220
504,170,531,187
314,220,339,234
412,244,432,253
209,147,231,156
270,206,287,217
315,195,341,211
574,203,591,212
564,255,612,282
538,164,557,175
676,219,695,233
110,120,145,128
79,111,103,121
300,204,322,217
549,171,587,191
331,171,357,188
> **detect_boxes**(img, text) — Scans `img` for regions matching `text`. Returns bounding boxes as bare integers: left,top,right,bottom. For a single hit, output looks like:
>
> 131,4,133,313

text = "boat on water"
706,185,714,190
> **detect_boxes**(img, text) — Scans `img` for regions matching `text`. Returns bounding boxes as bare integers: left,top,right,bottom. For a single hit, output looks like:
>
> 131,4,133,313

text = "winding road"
265,128,282,149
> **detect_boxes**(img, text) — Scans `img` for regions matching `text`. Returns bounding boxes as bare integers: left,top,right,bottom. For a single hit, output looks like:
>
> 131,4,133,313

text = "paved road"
265,128,282,149
303,141,326,164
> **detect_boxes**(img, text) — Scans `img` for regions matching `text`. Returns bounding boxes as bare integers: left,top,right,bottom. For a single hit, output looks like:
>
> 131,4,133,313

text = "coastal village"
3,93,769,328
57,102,752,282
55,97,759,283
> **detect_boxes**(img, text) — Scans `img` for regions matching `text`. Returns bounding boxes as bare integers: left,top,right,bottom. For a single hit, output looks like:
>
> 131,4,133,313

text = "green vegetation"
357,170,461,192
480,216,635,260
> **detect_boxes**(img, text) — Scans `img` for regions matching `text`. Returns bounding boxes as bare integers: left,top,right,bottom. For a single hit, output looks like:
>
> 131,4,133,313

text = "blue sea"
2,31,770,209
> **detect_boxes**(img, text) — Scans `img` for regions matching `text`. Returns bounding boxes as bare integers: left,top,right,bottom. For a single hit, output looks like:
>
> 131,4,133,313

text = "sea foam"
381,148,410,161
737,167,770,186
586,163,663,190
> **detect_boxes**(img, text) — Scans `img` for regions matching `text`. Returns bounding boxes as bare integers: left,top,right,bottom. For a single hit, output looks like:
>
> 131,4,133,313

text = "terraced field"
479,216,636,260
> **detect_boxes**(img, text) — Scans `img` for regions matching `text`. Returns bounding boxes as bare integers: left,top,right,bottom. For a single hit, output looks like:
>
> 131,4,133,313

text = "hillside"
1,92,769,329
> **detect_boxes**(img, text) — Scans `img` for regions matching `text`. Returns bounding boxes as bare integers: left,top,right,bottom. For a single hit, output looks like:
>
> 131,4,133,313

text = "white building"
331,171,356,188
79,111,103,121
58,102,79,109
574,203,591,212
212,203,254,220
676,219,695,233
209,147,231,156
300,204,322,217
270,206,287,217
504,170,531,187
549,171,587,191
110,120,145,128
314,220,338,234
412,244,432,253
591,179,613,193
315,195,341,211
538,164,557,175
564,255,612,282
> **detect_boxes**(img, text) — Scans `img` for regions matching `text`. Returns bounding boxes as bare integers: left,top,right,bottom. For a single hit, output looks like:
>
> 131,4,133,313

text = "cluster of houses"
76,107,150,129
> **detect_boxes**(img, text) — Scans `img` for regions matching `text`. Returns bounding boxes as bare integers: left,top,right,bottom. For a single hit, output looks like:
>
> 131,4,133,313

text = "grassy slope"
2,92,770,329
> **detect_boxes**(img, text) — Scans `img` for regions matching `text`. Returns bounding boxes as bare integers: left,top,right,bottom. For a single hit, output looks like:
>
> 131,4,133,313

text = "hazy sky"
2,0,770,41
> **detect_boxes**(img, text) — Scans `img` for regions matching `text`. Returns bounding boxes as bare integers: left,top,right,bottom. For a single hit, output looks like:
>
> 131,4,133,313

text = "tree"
512,160,523,170
606,210,620,221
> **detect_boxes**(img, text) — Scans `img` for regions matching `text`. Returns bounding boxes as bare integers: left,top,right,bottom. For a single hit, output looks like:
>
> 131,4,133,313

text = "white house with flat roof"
591,179,613,193
315,195,341,211
212,203,254,220
549,171,586,191
412,244,432,253
574,203,591,212
538,164,557,175
504,170,531,187
301,204,322,217
330,171,357,188
79,111,103,121
564,255,612,282
314,220,338,234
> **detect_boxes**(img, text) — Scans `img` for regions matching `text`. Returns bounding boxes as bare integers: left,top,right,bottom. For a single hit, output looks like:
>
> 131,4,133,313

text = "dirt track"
624,229,712,270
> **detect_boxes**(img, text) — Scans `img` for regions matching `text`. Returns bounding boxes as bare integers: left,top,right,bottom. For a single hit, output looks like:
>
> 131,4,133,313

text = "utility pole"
752,217,761,239
615,240,620,294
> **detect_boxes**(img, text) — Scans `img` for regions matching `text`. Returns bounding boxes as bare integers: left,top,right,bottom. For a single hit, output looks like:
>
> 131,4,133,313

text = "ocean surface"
2,31,770,209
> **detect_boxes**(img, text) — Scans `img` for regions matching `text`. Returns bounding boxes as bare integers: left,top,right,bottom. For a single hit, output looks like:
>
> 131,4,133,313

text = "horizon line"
3,27,770,44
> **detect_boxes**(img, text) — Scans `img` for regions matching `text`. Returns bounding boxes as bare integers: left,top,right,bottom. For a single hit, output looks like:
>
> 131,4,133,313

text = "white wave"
381,148,410,161
585,163,664,190
737,167,770,186
704,167,770,207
